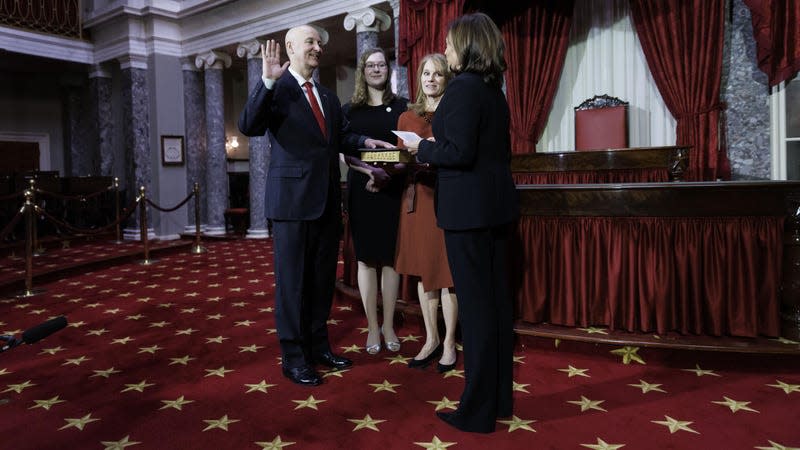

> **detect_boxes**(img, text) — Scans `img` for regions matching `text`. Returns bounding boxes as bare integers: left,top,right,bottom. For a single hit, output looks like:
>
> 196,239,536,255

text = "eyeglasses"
365,62,388,70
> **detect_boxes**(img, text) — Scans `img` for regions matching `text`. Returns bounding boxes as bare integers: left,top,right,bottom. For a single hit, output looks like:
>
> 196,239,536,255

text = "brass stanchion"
29,179,44,256
190,182,206,254
113,177,124,244
15,189,45,298
138,186,156,265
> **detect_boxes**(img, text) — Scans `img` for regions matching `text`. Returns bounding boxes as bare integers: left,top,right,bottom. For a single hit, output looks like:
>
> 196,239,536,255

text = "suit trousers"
272,199,341,369
444,224,514,432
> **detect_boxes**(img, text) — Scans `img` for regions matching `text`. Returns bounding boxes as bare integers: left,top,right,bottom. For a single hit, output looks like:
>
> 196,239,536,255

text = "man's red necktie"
303,81,327,138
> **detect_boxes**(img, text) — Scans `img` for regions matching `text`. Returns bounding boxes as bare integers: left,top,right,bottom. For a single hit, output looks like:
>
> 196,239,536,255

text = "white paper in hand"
391,130,423,144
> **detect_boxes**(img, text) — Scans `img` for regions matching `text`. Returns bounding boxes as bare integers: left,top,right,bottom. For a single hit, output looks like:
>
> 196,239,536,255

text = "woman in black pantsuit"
404,12,519,433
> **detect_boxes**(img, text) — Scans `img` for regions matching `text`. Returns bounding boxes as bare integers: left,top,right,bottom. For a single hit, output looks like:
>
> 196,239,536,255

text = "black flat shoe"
282,365,322,386
408,343,443,369
437,361,456,373
314,351,353,369
436,410,495,434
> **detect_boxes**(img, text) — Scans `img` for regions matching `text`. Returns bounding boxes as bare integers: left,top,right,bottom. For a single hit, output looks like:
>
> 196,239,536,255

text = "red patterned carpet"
1,239,799,449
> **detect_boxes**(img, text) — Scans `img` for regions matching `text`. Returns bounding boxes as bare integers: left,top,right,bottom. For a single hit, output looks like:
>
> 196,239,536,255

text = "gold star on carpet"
202,414,239,431
681,364,720,377
29,395,65,410
0,368,12,376
230,299,247,304
39,346,65,355
235,320,255,327
255,436,295,449
101,435,140,450
84,302,102,308
258,307,274,313
110,336,134,345
86,328,108,336
68,320,87,327
414,436,456,449
512,381,530,393
568,396,607,412
767,380,800,394
181,307,198,314
327,318,341,325
341,344,362,353
442,369,465,379
120,380,154,393
205,336,229,344
628,379,666,393
610,346,645,365
169,355,195,365
369,380,401,393
245,380,277,394
29,308,47,315
322,368,350,378
160,395,194,410
62,356,91,366
59,413,100,430
104,308,121,314
137,345,162,354
711,396,759,413
498,415,536,432
580,437,626,449
348,414,386,431
206,313,224,320
91,367,121,378
651,415,699,434
125,314,144,321
136,297,151,303
386,354,411,365
337,305,352,311
292,395,326,410
401,334,421,343
239,344,263,353
755,440,800,450
427,396,459,411
513,355,526,364
578,327,609,335
206,296,222,302
205,367,234,378
175,328,197,335
266,328,278,334
157,302,175,308
559,365,590,378
13,302,31,309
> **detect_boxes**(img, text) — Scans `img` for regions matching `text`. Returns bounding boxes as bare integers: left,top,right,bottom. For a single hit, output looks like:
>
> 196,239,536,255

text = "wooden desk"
512,146,689,184
514,181,800,339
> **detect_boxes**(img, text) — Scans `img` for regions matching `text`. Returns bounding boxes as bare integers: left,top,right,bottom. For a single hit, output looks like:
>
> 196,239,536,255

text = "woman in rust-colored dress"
395,53,458,372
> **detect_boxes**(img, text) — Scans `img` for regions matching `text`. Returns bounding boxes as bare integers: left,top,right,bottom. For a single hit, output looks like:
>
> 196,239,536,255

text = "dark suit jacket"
238,71,365,221
416,72,518,230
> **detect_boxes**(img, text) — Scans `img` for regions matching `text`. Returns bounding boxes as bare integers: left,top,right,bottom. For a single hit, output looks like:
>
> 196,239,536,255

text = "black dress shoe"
282,365,322,386
408,343,443,369
436,351,457,373
436,410,495,434
314,351,353,369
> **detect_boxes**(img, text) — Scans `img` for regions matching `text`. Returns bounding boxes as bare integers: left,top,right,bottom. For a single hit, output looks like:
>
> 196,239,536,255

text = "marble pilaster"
722,0,771,180
64,83,94,176
344,7,391,60
89,64,114,177
389,0,409,99
181,57,208,232
119,56,154,239
196,50,231,236
237,40,270,239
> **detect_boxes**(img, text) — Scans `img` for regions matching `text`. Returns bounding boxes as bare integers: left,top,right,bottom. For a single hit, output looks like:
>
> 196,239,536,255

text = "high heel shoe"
366,330,381,355
382,327,400,352
407,343,443,369
437,346,458,372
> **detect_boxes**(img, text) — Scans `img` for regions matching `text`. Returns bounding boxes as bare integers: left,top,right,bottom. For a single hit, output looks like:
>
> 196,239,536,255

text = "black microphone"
22,316,67,344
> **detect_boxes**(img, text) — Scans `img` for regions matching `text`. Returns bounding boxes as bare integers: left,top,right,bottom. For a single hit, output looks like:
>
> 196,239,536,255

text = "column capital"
181,56,200,71
388,0,400,17
89,63,112,79
195,50,232,70
118,54,148,70
237,39,264,59
343,7,392,33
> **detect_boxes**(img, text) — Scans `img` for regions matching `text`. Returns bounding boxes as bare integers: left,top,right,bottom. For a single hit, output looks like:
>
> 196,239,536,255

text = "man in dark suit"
238,25,392,386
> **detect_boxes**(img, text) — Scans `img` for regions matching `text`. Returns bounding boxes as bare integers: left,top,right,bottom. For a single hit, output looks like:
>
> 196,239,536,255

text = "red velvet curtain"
629,0,731,181
743,0,800,87
512,216,783,337
501,1,573,154
399,0,465,96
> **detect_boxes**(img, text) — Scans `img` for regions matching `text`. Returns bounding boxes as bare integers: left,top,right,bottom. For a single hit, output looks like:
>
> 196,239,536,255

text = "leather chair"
574,94,629,151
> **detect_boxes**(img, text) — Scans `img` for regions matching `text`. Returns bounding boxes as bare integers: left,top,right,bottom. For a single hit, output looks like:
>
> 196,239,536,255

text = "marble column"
182,57,208,232
119,55,154,239
389,0,409,99
89,64,114,177
195,50,231,236
344,7,391,60
237,40,269,239
63,80,93,176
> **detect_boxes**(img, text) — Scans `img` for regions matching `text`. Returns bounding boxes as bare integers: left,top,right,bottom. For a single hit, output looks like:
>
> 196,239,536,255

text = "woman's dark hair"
447,12,506,88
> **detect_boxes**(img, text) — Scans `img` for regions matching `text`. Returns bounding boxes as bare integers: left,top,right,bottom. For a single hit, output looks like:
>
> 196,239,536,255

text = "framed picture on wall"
161,135,184,166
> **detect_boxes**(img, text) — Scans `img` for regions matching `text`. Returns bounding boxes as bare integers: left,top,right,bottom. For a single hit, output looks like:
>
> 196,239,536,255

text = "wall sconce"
225,136,239,156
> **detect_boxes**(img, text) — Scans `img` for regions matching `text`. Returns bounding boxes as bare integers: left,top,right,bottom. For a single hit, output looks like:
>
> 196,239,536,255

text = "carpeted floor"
0,239,798,449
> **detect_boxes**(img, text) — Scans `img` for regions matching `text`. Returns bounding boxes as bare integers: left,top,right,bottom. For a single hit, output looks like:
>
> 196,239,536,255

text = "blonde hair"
447,12,506,88
408,53,453,116
349,48,396,108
